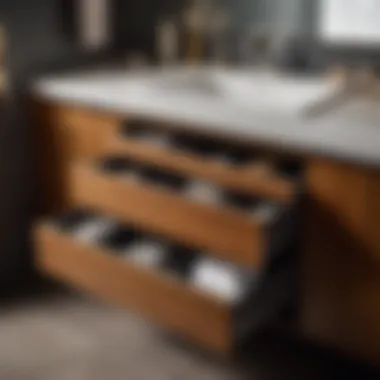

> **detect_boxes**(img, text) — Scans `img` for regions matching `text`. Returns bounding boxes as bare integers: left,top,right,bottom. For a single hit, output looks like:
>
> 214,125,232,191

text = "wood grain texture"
32,102,120,213
301,158,380,364
34,223,232,354
66,163,267,268
108,136,297,203
47,104,119,161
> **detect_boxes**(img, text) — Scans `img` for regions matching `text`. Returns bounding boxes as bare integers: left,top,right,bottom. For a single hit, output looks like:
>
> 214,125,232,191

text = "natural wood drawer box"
107,136,297,203
64,162,295,268
34,222,247,355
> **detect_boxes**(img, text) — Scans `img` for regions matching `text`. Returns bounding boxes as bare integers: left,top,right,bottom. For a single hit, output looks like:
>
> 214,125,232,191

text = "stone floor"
0,282,378,380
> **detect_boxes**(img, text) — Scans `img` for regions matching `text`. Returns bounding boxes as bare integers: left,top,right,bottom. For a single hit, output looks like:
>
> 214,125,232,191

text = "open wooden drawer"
64,157,298,268
34,210,294,355
108,120,300,203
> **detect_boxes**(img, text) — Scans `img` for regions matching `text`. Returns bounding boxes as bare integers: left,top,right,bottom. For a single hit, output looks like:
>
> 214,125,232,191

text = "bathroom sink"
153,67,342,116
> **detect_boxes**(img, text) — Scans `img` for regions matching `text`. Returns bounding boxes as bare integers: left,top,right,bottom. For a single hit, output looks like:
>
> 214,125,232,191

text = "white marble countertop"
32,67,380,169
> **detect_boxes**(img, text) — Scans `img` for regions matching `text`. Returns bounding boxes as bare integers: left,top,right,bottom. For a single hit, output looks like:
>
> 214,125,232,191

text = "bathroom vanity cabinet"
30,69,380,362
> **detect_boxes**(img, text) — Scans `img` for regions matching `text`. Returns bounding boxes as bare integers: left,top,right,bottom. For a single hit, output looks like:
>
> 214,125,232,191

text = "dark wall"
114,0,184,59
0,0,85,287
0,0,184,288
0,0,134,288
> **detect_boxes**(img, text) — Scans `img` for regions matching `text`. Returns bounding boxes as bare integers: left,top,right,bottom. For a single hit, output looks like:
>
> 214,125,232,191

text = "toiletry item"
157,18,179,65
190,257,248,303
126,238,168,269
78,0,111,50
183,0,212,63
73,217,117,244
183,180,223,206
208,7,231,64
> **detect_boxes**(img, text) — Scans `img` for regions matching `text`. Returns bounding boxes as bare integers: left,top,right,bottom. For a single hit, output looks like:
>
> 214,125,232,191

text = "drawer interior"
113,119,302,203
35,208,295,353
35,103,302,355
97,155,288,218
49,209,258,306
65,156,297,268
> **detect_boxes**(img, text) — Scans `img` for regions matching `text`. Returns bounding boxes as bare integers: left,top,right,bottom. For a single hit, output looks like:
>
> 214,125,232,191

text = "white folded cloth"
190,257,247,303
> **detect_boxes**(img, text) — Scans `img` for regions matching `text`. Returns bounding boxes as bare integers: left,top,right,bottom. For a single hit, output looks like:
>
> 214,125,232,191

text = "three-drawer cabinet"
32,103,302,354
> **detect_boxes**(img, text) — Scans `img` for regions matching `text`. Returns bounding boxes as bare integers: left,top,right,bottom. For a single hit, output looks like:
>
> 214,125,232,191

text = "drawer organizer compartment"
66,156,297,268
34,210,294,354
108,120,300,202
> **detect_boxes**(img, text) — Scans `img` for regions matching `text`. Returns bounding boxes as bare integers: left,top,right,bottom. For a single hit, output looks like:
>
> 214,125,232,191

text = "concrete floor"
0,282,378,380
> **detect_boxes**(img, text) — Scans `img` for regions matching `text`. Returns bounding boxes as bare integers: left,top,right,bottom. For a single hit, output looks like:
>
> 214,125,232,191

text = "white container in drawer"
190,257,248,304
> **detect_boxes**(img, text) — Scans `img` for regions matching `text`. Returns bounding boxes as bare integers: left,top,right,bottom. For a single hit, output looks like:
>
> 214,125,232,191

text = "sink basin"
153,68,342,116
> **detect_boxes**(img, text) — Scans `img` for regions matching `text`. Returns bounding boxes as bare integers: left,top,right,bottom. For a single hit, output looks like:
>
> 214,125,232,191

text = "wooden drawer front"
109,137,297,203
48,105,120,161
34,224,232,354
66,164,266,268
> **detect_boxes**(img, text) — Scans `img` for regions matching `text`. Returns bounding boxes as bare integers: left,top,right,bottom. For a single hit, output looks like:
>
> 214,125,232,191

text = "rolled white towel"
183,180,223,206
73,218,117,244
190,257,247,304
126,239,168,269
